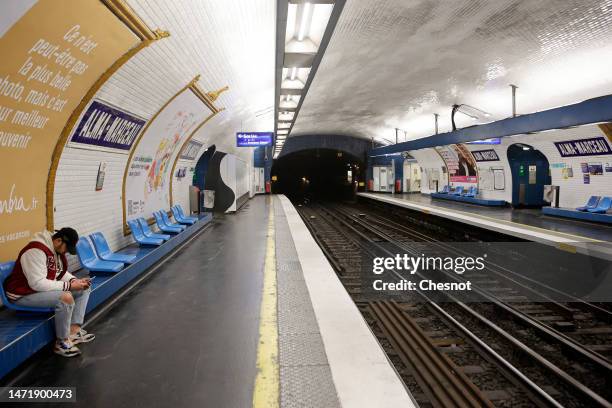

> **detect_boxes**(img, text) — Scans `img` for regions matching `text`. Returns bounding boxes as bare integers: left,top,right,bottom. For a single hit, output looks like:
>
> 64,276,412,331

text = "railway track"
297,201,612,407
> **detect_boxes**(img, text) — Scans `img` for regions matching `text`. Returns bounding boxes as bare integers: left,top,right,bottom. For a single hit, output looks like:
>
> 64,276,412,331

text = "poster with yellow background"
0,0,139,261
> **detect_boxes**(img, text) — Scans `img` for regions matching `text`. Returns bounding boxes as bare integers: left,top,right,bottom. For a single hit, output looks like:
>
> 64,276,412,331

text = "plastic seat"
76,239,124,273
171,206,196,225
576,196,600,211
127,219,164,246
153,211,183,234
137,218,171,241
439,185,450,194
0,262,54,313
463,186,477,197
160,210,186,231
175,205,198,222
587,196,612,213
90,232,137,264
451,186,464,196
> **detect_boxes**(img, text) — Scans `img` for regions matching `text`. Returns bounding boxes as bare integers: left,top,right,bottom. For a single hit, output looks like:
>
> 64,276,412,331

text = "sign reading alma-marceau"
70,99,146,150
0,0,139,261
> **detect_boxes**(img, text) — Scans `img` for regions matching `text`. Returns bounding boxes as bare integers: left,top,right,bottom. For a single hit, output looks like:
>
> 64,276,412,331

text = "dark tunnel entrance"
271,149,365,202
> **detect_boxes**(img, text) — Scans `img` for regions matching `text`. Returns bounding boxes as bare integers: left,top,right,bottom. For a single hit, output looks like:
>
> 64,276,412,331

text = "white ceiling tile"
292,0,612,143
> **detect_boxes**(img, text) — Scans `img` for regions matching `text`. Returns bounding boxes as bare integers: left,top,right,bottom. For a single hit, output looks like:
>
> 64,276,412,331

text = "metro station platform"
0,195,414,408
358,192,612,260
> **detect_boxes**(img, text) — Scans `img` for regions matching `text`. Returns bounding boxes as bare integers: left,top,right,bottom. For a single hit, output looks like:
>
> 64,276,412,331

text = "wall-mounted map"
124,88,212,220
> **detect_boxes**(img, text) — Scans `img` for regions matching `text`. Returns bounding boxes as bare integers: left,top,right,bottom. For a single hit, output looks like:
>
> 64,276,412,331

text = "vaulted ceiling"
290,0,612,144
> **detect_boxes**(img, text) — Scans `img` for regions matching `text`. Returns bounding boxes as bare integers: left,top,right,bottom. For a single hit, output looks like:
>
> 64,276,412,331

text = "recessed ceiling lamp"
274,0,343,157
297,2,312,41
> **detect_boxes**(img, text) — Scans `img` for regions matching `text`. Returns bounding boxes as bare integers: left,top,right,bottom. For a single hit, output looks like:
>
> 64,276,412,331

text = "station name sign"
236,132,273,147
471,149,499,162
554,137,611,157
70,100,146,150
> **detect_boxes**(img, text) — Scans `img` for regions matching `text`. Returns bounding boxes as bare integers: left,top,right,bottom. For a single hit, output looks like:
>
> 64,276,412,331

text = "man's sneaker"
54,340,81,357
70,328,95,345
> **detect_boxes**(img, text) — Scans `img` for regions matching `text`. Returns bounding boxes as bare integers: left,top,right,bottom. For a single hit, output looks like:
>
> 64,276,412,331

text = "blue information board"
465,138,501,145
237,132,274,147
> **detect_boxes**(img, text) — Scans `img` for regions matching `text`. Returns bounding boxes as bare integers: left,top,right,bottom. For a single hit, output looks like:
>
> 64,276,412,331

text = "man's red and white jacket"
4,231,76,301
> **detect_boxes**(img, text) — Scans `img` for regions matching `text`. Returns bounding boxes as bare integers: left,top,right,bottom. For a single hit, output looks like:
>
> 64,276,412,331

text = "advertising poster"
435,144,478,183
70,99,146,150
124,88,212,221
588,163,603,175
0,0,139,261
580,163,589,173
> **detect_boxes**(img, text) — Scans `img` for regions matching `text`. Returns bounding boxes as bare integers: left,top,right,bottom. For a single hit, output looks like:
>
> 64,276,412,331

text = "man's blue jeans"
14,288,91,340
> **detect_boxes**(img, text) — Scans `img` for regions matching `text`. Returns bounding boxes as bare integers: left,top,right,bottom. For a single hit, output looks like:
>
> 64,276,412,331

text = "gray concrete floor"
3,197,270,408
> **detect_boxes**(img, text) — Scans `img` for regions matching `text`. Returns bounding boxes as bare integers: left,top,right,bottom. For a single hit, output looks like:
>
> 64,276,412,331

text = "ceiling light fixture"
297,2,312,41
451,104,491,131
291,67,297,80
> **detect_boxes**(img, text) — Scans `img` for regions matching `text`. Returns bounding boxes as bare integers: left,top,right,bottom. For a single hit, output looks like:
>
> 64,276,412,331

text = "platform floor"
1,195,414,408
358,193,612,259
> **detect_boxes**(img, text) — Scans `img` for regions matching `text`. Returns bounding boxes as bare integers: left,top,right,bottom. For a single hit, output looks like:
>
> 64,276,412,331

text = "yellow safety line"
252,200,279,408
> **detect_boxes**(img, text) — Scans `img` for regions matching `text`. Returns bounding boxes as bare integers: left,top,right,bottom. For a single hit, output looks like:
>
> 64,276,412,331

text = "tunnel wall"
0,0,257,264
278,134,376,162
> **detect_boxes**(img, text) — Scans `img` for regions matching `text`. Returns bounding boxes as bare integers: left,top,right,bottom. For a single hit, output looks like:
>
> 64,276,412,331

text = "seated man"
3,228,95,357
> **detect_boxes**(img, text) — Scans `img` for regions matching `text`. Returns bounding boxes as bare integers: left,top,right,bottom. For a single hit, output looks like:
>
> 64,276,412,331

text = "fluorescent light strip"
291,67,297,80
297,2,311,41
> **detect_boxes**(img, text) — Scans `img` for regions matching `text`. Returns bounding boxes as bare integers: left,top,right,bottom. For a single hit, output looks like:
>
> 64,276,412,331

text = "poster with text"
124,88,212,222
435,144,478,183
0,0,139,261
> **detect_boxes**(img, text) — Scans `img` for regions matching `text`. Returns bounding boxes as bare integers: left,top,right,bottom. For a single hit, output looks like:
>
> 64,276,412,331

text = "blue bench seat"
76,239,124,274
172,206,196,225
542,207,612,224
153,211,183,234
90,232,138,264
128,219,165,246
0,262,54,313
138,218,171,241
0,214,213,380
431,192,507,206
160,210,186,231
576,195,600,211
174,205,198,222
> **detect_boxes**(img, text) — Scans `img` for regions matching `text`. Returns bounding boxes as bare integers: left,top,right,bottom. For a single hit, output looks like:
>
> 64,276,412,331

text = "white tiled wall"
53,147,133,271
49,1,272,271
172,159,195,214
512,125,612,208
409,148,447,194
464,141,513,202
409,124,612,208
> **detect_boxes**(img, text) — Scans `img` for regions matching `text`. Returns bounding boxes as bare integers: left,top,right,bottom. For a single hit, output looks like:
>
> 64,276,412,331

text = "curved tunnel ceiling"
291,0,612,144
116,0,276,157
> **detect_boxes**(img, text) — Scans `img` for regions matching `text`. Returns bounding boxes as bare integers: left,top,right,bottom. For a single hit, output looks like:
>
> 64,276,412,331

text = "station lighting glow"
275,1,338,157
297,2,312,41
